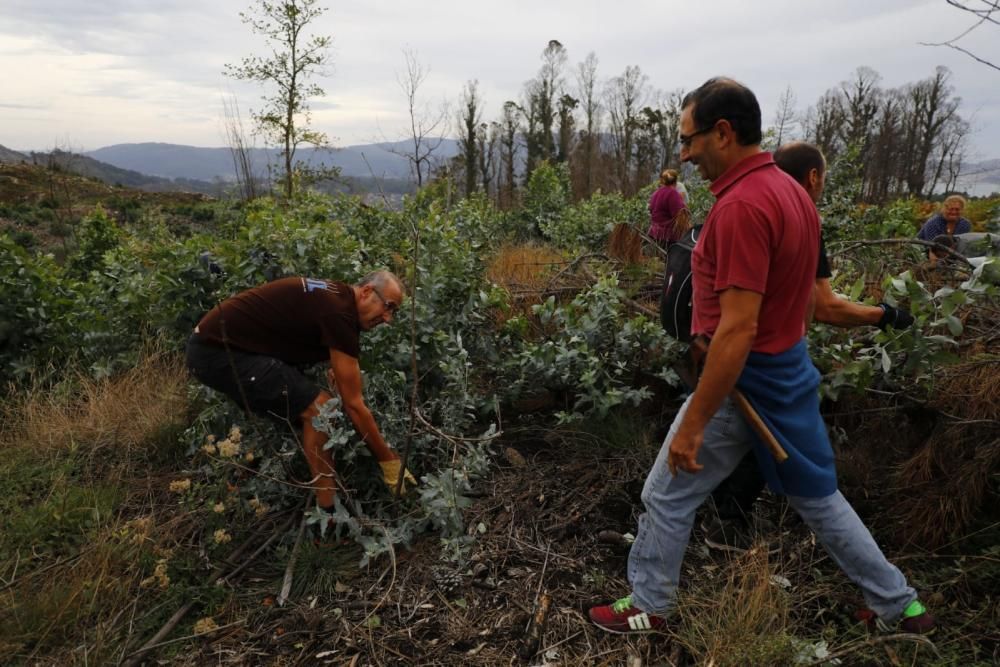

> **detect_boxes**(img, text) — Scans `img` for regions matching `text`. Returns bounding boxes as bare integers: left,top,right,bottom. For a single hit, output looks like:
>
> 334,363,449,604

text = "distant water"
952,175,1000,198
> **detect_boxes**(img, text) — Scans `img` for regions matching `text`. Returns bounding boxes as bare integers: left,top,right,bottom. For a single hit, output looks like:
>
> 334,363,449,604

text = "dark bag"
660,225,702,342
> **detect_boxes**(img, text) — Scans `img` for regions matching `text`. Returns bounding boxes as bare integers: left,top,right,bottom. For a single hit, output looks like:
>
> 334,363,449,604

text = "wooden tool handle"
731,389,788,463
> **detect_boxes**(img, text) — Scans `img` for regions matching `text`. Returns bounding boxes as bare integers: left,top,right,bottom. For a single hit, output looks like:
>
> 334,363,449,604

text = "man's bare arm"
329,348,395,461
668,288,761,474
812,278,882,328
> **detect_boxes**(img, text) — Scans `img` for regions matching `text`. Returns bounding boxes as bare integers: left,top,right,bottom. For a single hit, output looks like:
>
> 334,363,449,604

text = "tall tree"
477,121,498,197
573,52,602,197
224,0,333,200
538,40,567,162
803,90,844,162
604,65,648,194
392,48,447,188
522,40,567,174
456,80,483,197
498,101,521,208
772,85,798,146
839,67,882,161
902,66,961,196
556,93,578,163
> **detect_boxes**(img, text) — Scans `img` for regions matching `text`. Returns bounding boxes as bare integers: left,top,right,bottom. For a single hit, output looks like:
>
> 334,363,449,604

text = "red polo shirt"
691,152,819,354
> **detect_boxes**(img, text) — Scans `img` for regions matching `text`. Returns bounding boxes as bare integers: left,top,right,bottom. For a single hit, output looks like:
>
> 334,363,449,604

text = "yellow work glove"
379,459,417,496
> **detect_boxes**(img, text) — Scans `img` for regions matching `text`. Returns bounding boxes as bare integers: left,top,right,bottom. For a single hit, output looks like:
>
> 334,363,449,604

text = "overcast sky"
2,0,998,161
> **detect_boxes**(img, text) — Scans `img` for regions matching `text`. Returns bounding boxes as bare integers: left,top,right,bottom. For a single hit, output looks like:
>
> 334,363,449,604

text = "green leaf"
945,315,963,336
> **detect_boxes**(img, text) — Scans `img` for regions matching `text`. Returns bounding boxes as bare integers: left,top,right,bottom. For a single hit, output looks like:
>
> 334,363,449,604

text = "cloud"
0,0,997,153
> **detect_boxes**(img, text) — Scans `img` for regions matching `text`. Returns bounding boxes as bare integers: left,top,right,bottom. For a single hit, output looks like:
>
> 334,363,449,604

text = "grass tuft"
673,546,797,667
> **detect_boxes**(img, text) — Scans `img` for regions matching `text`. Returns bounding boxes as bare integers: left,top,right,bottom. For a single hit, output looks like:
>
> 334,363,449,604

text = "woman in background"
648,169,688,250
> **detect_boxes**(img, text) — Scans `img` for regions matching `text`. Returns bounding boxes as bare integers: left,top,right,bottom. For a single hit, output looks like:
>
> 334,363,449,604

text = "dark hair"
773,142,826,186
681,77,762,146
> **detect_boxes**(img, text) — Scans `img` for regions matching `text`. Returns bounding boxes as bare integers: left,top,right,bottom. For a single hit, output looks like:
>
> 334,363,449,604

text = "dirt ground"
149,396,998,667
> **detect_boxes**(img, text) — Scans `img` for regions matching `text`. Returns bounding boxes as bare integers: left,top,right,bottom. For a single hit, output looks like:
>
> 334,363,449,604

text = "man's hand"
379,459,418,496
877,303,914,331
667,424,705,476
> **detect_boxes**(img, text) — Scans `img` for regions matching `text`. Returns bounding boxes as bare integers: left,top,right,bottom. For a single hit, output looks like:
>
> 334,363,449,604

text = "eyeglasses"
372,286,399,314
678,124,716,148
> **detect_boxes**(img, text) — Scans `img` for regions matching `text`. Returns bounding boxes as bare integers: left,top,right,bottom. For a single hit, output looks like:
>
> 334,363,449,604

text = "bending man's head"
354,270,405,330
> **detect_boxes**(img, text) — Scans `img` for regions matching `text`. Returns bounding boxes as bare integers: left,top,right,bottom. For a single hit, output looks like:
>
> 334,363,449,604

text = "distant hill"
28,150,222,196
0,144,28,164
85,140,460,183
956,158,1000,197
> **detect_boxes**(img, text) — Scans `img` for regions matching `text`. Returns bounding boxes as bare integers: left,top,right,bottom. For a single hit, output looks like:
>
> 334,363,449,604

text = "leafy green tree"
224,0,334,200
69,205,121,278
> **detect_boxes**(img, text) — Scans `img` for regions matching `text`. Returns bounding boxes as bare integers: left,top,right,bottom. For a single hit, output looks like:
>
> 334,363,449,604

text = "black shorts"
185,333,321,423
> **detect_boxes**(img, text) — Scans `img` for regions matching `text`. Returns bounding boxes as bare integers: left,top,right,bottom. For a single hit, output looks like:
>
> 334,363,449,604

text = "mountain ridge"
84,140,460,183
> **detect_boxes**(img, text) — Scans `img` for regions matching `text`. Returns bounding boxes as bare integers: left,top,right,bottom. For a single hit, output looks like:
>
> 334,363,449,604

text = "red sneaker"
589,595,667,634
855,600,935,635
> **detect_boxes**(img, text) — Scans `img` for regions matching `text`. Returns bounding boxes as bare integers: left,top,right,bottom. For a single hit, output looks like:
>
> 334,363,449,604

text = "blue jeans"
627,395,916,621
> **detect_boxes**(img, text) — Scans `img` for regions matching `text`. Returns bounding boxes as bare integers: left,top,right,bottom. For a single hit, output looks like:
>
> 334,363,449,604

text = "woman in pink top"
648,169,687,249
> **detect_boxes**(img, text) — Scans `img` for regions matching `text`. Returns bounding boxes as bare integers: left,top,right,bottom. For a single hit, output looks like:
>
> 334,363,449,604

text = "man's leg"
710,451,766,523
702,451,769,552
787,491,915,621
626,396,754,615
299,391,338,509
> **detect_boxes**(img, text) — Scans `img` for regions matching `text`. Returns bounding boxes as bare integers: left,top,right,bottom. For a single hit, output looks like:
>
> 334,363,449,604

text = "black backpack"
660,225,702,342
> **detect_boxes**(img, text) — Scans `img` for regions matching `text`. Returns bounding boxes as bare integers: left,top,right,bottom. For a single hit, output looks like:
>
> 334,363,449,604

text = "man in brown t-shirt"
186,270,416,511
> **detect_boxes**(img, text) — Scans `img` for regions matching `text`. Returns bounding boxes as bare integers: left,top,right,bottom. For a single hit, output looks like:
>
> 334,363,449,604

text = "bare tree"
772,85,798,145
921,1,1000,72
929,114,971,193
902,66,961,196
224,0,334,200
392,48,447,188
222,94,260,201
604,65,649,194
556,93,578,164
839,67,882,160
521,40,568,175
498,101,521,208
573,51,602,197
456,80,483,197
803,89,844,161
476,121,498,197
538,40,567,162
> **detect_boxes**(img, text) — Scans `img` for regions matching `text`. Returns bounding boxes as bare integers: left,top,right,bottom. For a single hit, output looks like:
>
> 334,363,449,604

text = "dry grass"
607,223,642,264
486,242,569,324
0,350,190,464
486,242,566,291
931,359,1000,422
673,546,797,666
894,425,1000,548
0,350,197,662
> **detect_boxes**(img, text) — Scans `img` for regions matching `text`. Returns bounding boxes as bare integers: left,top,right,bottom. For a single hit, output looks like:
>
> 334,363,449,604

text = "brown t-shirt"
195,277,361,363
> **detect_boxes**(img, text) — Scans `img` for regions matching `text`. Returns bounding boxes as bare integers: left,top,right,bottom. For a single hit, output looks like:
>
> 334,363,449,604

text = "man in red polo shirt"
589,78,933,636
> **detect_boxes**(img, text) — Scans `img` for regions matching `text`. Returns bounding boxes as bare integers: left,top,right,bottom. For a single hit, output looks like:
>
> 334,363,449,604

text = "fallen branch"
278,506,309,606
578,263,658,318
828,237,973,267
517,593,552,662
